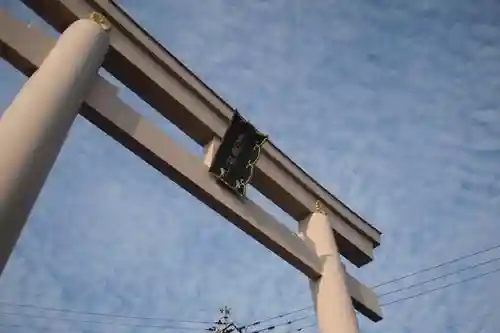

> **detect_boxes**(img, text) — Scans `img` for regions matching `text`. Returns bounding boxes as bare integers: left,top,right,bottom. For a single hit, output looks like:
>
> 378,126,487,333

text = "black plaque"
209,111,267,196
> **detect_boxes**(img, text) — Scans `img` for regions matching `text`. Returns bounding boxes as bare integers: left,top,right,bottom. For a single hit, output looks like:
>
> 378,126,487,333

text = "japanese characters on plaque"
208,111,267,196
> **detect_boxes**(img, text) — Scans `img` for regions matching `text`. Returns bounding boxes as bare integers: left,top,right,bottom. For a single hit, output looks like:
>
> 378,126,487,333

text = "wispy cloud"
1,0,500,333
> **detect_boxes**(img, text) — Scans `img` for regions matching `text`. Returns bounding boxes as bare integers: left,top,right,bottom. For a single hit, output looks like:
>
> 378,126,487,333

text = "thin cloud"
1,1,500,333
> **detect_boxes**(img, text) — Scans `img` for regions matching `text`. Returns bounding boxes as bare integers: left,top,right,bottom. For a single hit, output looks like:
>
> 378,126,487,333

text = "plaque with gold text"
209,112,267,196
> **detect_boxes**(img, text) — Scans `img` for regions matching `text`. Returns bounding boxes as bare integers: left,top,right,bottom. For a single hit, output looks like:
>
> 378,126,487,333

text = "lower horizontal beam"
0,10,382,322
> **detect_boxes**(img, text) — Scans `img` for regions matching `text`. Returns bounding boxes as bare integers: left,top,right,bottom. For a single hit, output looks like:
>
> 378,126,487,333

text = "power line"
10,241,493,331
0,300,214,324
284,322,317,333
0,321,103,333
247,315,312,331
245,306,313,328
381,265,500,307
243,261,500,329
373,243,500,288
379,256,500,297
246,244,500,324
250,322,316,333
205,306,240,333
0,310,206,330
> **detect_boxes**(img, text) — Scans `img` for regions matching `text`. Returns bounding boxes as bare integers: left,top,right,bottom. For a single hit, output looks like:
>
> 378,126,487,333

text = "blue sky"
1,0,500,332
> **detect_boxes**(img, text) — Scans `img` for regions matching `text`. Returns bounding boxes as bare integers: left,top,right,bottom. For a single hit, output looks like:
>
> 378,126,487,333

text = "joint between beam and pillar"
203,137,220,168
314,200,328,216
88,12,111,31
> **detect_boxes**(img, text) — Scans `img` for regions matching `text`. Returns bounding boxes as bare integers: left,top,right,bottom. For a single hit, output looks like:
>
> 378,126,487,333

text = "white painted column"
0,15,110,276
299,203,359,333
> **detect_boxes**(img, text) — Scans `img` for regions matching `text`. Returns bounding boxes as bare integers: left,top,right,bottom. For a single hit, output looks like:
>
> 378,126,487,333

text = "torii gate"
0,1,383,333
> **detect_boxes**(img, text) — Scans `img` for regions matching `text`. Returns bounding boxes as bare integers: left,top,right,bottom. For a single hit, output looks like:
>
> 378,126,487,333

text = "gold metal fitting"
314,200,327,215
88,12,111,31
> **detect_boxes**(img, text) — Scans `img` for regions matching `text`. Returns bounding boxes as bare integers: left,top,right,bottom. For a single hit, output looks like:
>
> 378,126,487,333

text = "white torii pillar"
0,14,111,276
299,203,360,333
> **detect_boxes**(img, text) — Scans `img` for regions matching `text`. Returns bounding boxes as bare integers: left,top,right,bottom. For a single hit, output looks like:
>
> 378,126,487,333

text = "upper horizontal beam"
0,10,381,322
20,0,381,267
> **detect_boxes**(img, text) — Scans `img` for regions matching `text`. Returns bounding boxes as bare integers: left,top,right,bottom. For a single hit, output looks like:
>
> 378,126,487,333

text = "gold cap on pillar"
315,200,327,215
88,12,111,31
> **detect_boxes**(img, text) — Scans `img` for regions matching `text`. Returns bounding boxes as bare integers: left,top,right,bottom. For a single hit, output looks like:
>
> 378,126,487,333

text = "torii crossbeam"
0,2,383,333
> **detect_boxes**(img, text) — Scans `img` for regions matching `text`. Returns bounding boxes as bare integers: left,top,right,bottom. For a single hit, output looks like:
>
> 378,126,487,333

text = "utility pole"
206,306,243,333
